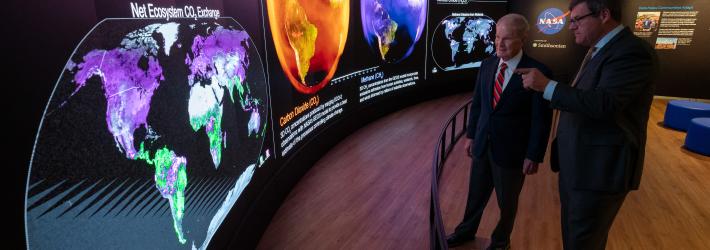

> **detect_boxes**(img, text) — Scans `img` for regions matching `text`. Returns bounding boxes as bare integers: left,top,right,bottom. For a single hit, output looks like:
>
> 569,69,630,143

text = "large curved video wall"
22,0,506,248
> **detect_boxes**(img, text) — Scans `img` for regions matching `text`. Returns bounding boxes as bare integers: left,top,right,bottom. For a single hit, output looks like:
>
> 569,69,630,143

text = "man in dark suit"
446,14,552,250
517,0,657,249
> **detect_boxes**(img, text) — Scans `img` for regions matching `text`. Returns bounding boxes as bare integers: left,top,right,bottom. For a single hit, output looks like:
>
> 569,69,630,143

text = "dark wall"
621,0,710,99
510,0,710,99
510,0,587,85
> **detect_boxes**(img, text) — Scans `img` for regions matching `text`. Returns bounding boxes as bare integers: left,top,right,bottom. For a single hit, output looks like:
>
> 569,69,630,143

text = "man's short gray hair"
498,13,530,39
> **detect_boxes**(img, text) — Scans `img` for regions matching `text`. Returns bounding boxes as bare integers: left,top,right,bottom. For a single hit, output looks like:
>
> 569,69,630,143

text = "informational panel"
24,1,272,249
622,0,710,99
426,0,507,85
356,0,428,104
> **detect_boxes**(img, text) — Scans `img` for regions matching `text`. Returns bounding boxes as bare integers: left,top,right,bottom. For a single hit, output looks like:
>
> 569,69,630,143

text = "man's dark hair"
569,0,622,21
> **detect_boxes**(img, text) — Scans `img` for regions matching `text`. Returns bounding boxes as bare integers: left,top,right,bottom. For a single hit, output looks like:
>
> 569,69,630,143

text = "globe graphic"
361,0,427,63
266,0,350,94
431,15,496,71
25,19,268,249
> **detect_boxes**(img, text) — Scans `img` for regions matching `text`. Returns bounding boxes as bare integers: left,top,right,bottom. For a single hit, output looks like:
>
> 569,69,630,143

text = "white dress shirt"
498,49,523,92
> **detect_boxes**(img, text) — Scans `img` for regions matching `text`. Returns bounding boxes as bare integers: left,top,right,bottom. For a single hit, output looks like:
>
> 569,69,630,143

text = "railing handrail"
430,99,473,250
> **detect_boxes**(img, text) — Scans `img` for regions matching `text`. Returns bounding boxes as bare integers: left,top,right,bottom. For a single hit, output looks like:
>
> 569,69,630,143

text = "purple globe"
361,0,427,63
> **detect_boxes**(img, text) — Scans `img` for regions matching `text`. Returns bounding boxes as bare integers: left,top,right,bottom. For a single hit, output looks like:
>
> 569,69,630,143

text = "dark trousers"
454,147,525,247
559,176,628,250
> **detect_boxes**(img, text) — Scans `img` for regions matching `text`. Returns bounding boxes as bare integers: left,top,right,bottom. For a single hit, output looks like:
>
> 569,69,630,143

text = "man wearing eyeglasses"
515,0,657,249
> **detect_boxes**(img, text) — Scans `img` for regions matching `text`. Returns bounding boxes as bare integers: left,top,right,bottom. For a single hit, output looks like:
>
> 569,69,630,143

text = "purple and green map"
26,18,269,249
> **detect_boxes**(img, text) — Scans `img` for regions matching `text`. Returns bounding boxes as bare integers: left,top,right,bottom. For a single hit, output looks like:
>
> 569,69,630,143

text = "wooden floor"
257,96,710,249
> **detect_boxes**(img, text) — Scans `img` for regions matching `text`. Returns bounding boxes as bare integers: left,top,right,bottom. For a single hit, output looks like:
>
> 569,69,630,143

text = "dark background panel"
9,0,99,248
510,0,587,85
621,0,710,99
512,0,710,99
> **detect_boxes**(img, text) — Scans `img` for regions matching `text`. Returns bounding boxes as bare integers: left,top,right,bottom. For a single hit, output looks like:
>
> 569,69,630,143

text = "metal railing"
430,99,472,250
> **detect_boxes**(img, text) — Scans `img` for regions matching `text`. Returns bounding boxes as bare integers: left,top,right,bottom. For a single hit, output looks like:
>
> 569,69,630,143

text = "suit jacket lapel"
575,28,630,89
496,54,528,109
501,55,527,98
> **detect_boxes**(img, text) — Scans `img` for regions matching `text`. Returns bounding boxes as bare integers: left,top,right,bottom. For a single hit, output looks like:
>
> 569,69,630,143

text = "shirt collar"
499,49,523,70
592,25,624,57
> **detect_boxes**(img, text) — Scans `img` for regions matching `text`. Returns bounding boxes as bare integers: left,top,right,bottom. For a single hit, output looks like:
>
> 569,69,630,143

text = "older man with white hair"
447,13,553,250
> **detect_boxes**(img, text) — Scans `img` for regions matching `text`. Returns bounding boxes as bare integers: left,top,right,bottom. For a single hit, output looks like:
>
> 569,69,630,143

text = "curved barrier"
430,99,472,250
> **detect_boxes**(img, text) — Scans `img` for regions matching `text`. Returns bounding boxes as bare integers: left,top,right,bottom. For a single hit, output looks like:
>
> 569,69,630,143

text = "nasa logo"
537,8,566,35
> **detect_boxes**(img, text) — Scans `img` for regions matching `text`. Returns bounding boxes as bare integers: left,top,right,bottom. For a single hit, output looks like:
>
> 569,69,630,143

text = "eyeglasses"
569,12,597,25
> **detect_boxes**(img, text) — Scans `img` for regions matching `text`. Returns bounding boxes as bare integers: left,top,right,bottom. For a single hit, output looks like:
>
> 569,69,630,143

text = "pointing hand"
515,68,550,92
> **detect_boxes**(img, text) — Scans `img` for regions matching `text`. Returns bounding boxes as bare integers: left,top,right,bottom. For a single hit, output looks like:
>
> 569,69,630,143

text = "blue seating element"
685,118,710,156
663,100,710,131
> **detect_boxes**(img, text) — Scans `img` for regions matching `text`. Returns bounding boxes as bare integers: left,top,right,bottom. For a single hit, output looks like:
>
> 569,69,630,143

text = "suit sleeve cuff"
526,152,544,163
543,80,558,100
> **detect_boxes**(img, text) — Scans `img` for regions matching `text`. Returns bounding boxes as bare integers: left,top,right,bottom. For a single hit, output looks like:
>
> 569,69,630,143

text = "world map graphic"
432,15,496,71
26,18,269,249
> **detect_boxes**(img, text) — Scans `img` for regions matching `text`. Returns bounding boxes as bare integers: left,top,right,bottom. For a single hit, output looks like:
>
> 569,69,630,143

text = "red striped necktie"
492,62,508,109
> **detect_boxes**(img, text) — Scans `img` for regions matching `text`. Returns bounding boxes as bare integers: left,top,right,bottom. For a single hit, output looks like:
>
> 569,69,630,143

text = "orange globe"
266,0,349,94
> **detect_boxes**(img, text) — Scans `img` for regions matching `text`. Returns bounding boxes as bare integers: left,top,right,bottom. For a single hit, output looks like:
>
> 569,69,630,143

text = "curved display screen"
21,0,506,248
26,18,268,249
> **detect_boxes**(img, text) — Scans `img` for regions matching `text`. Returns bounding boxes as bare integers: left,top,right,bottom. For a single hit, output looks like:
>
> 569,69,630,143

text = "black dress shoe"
446,233,475,247
485,242,510,250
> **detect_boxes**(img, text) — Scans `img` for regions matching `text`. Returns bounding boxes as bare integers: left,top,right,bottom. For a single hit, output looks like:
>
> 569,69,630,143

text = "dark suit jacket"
466,53,553,169
551,27,658,192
